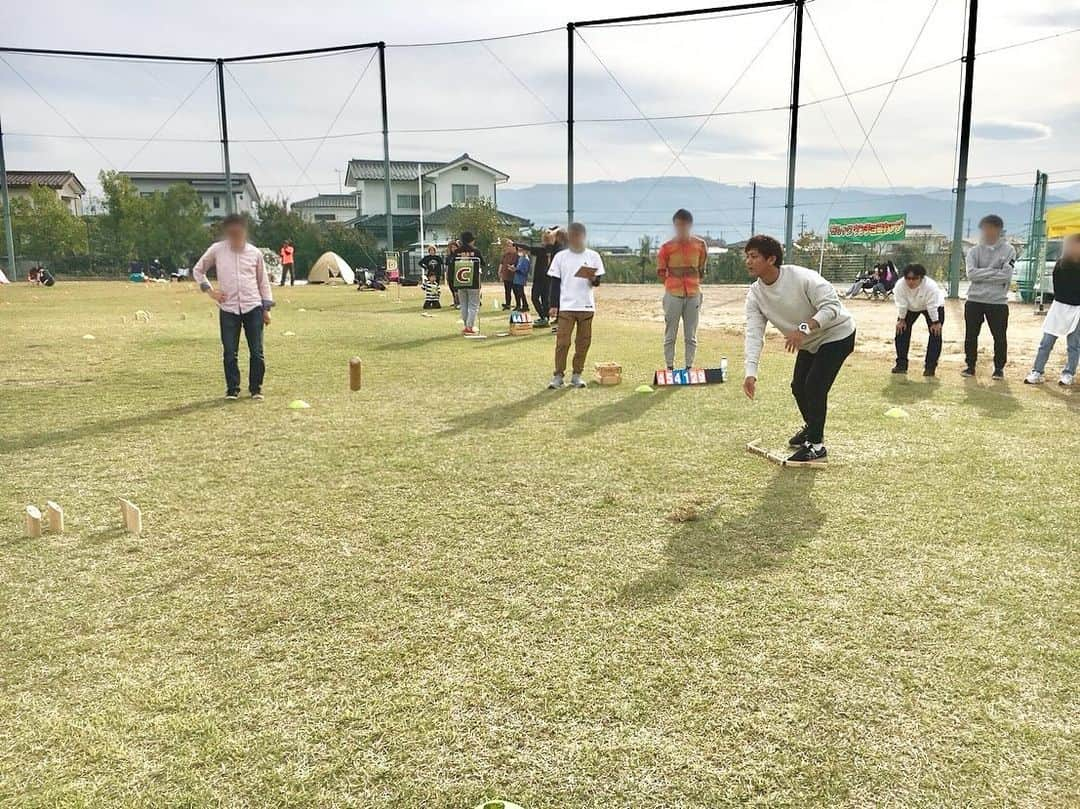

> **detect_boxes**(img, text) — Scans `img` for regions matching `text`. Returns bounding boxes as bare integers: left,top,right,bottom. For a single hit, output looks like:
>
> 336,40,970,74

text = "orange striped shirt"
657,236,707,297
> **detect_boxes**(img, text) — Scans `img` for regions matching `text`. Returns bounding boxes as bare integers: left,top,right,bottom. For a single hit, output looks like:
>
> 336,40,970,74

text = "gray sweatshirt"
965,239,1016,305
744,264,856,378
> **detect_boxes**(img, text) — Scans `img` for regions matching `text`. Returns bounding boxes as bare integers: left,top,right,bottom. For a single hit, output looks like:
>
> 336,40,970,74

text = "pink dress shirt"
192,240,274,314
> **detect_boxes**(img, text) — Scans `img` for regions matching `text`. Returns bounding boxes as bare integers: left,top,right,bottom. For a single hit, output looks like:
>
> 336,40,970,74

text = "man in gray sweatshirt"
963,214,1016,379
743,235,856,465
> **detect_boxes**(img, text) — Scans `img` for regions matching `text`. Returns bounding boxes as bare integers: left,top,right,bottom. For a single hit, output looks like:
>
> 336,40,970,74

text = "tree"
143,183,207,269
97,170,145,266
5,185,87,267
444,198,518,270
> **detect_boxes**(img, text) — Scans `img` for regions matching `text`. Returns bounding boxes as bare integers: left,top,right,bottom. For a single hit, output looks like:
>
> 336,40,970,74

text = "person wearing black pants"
963,214,1016,379
518,227,565,328
743,234,856,465
892,264,946,376
790,330,857,450
964,302,1009,373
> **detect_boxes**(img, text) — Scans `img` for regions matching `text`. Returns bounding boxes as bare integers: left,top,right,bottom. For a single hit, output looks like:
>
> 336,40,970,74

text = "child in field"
513,247,530,312
1025,233,1080,386
421,271,442,310
450,232,485,335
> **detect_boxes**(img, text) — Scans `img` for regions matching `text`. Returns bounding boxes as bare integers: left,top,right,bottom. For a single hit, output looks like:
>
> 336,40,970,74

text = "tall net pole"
378,42,393,252
949,0,979,299
0,114,16,279
783,0,805,253
567,23,575,227
216,59,235,215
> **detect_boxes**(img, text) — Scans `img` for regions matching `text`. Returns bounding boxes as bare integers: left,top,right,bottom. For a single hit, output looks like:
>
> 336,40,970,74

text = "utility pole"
750,181,757,235
783,0,806,254
0,113,16,279
799,212,807,237
949,0,979,299
215,59,235,215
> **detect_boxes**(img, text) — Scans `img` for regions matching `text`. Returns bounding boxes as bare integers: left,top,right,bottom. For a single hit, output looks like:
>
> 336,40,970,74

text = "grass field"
1,281,1077,808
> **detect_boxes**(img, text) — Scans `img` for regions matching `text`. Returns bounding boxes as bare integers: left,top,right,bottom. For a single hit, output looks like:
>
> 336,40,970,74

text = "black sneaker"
786,443,827,466
923,367,936,377
992,368,1005,380
891,364,908,374
533,317,549,327
788,426,808,447
961,367,976,378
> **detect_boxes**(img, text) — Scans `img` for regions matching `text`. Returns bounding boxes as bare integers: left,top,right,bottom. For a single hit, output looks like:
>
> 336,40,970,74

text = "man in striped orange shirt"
657,208,708,370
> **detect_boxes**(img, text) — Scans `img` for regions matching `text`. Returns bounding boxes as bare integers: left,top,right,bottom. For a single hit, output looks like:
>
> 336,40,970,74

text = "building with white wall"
119,172,260,222
291,193,361,224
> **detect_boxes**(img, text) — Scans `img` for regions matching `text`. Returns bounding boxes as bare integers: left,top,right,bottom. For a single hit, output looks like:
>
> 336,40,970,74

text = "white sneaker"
570,373,587,388
548,374,564,389
1024,370,1044,385
1060,372,1075,387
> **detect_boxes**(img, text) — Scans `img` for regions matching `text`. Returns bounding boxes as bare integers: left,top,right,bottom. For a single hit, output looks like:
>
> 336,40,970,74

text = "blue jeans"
220,307,265,395
1032,323,1080,375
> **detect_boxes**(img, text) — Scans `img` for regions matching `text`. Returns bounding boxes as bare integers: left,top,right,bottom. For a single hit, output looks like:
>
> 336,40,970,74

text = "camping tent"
1047,203,1080,238
307,251,355,285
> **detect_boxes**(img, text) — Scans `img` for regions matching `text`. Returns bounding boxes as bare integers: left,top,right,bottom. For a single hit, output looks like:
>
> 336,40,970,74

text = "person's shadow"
619,468,821,606
439,388,562,436
1033,382,1080,413
962,378,1022,419
881,375,940,406
569,387,676,437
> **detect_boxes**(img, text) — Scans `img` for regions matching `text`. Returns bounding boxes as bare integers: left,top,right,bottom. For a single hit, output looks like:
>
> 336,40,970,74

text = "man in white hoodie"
743,235,856,465
892,264,946,377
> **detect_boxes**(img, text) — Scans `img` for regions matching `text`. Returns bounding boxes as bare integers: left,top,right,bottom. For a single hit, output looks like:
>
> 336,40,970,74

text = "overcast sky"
4,0,1079,205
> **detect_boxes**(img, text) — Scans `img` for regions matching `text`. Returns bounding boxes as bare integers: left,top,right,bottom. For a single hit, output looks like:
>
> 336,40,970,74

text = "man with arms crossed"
547,222,605,389
657,208,708,370
193,213,274,400
963,214,1016,379
743,235,855,465
892,263,945,377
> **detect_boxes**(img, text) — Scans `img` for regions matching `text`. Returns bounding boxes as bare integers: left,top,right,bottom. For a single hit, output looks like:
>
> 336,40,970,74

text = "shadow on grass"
1033,383,1080,412
372,331,466,352
881,375,941,406
962,378,1022,419
569,387,676,437
439,388,563,436
0,398,228,454
619,468,821,605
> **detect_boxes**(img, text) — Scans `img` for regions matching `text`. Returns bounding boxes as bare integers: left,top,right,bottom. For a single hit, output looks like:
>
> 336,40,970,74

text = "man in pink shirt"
192,213,274,400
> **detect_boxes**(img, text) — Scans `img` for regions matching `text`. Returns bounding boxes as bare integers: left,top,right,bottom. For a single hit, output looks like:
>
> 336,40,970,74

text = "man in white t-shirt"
547,222,605,389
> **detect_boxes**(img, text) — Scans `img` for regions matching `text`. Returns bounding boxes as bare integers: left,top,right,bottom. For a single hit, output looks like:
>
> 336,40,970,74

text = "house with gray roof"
5,171,87,215
342,154,527,248
291,193,361,224
119,171,260,222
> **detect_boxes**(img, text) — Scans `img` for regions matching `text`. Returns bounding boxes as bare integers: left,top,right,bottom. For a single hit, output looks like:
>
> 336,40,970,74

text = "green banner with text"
827,214,907,243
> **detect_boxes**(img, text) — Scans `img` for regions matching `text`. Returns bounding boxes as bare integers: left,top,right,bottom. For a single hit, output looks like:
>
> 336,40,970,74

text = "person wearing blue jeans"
220,306,266,397
192,213,274,400
1025,234,1080,387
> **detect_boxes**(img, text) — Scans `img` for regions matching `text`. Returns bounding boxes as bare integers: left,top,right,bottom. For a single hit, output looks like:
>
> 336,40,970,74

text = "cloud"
972,120,1052,141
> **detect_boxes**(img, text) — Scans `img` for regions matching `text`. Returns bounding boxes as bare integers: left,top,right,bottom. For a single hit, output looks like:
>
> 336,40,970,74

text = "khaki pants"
554,311,594,376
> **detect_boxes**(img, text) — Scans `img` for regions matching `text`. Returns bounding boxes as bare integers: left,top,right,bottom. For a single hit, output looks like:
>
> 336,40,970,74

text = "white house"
5,171,86,215
119,171,260,222
342,154,528,248
291,193,361,223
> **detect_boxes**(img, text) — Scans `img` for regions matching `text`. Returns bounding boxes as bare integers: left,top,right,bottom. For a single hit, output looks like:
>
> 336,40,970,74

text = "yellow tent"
1046,203,1080,238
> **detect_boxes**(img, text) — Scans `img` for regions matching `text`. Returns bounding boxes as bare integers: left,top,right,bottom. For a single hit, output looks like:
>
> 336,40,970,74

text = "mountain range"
498,177,1080,246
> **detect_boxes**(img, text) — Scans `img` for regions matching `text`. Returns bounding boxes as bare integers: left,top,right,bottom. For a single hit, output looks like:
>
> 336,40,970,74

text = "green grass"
0,282,1077,808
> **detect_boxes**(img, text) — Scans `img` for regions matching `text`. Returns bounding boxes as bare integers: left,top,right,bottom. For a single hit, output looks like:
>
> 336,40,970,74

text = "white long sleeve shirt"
192,240,274,315
744,264,855,378
894,276,945,321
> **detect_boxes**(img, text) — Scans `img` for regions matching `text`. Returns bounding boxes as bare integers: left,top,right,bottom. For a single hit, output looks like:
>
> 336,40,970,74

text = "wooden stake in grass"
45,501,64,533
119,498,142,534
746,439,786,466
349,357,363,391
24,505,43,538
